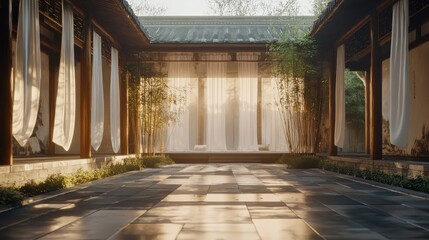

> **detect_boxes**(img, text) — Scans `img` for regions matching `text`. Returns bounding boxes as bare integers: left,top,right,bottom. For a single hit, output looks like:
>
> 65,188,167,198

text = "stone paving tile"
39,210,146,240
1,164,429,239
0,205,96,239
135,205,252,224
177,223,260,240
253,219,322,240
110,223,183,240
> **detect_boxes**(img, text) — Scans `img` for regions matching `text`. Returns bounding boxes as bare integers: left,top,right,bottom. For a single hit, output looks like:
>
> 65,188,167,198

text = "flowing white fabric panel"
237,53,259,151
335,45,346,148
53,1,75,151
205,54,229,151
110,47,120,153
390,0,410,148
91,31,104,151
262,78,288,151
166,53,193,151
12,0,41,146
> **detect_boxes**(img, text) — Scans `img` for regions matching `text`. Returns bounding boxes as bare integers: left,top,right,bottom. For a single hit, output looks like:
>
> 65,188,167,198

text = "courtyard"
1,164,429,239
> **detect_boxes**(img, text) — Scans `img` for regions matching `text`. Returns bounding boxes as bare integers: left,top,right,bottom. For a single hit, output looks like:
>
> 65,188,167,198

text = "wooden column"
198,77,205,145
370,13,382,160
120,69,129,155
365,71,371,154
0,0,12,165
48,54,58,155
128,108,135,154
257,77,262,145
328,50,338,156
80,19,92,158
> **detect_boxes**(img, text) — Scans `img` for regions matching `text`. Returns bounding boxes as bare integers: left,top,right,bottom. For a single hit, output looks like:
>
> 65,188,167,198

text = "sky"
141,0,314,16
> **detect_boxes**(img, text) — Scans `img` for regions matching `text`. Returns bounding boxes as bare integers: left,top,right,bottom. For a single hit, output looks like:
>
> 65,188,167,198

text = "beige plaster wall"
382,41,429,156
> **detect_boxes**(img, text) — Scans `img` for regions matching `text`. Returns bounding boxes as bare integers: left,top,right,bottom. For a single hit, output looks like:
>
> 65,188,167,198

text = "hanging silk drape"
205,53,229,151
12,0,41,146
237,53,259,151
166,53,193,151
262,78,288,152
110,47,120,153
53,1,75,151
335,44,345,148
91,31,104,151
390,0,410,148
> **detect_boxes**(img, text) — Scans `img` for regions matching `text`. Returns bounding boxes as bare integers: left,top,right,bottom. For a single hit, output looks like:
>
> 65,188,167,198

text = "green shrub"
19,174,72,197
277,154,321,169
320,160,429,194
140,155,174,168
19,180,44,197
68,169,107,185
107,162,140,175
0,187,25,206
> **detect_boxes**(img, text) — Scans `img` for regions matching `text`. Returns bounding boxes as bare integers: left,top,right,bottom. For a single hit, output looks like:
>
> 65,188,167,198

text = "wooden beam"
369,13,383,160
80,19,92,158
120,69,129,155
0,0,12,165
329,50,338,156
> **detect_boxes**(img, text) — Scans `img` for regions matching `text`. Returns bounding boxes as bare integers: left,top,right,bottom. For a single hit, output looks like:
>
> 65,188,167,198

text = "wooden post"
80,19,92,158
257,77,262,145
370,13,382,160
48,54,58,155
198,77,205,145
0,0,13,165
329,50,338,156
120,69,129,155
365,71,371,154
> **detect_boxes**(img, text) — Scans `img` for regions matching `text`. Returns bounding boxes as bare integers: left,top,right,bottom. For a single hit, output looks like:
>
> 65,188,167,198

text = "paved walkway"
1,164,429,239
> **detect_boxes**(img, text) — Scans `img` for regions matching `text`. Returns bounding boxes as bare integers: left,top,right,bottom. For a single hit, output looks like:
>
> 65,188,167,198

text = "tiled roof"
311,0,339,34
139,16,315,44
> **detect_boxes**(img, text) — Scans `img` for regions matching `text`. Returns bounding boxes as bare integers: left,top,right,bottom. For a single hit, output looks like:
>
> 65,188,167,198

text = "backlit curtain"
91,31,104,151
335,44,345,148
262,78,288,151
237,53,259,151
53,1,75,151
12,0,41,146
205,53,229,151
110,47,120,153
390,0,410,148
166,53,193,151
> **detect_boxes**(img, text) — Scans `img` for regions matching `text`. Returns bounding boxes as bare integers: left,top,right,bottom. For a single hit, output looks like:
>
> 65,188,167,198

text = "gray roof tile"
139,16,315,44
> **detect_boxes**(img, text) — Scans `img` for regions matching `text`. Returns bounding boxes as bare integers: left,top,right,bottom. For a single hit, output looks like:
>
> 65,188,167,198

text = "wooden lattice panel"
39,0,62,25
345,23,371,60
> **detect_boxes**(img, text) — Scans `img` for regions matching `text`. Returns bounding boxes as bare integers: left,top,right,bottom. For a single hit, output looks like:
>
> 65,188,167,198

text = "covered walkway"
1,164,429,239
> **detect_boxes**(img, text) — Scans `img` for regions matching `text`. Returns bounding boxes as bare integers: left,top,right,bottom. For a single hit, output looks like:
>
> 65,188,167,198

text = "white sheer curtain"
205,53,229,151
12,0,41,146
390,0,410,148
110,47,120,153
335,44,345,148
91,31,104,151
237,53,259,151
262,78,288,151
166,53,193,151
53,1,75,151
